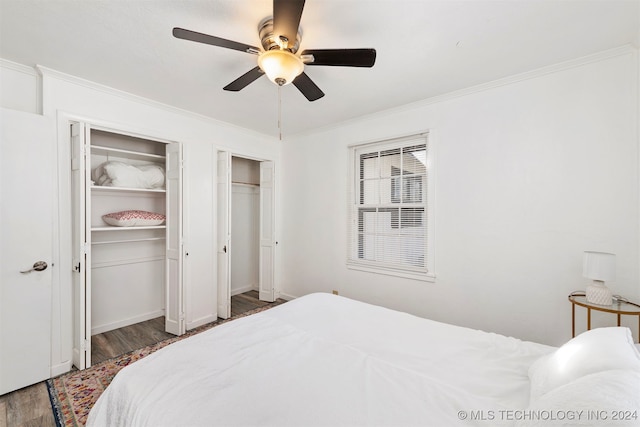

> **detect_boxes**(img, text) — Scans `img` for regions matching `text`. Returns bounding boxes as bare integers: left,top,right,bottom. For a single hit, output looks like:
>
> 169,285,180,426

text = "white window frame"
347,132,435,282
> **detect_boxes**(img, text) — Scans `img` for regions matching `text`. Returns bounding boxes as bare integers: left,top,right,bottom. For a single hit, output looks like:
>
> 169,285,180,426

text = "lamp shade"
583,251,616,281
257,50,304,86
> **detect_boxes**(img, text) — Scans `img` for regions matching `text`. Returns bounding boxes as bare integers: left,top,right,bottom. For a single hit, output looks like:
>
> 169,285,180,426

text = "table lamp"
583,251,615,305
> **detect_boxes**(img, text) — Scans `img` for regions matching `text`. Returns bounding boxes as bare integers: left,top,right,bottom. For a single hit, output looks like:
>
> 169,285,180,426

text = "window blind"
348,134,429,274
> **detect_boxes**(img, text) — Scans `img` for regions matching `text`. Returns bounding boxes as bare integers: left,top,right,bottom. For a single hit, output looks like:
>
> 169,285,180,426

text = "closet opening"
217,152,276,319
230,156,260,303
71,124,183,370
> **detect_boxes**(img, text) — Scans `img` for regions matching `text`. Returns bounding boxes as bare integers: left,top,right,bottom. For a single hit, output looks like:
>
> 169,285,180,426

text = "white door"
70,122,91,369
0,109,54,394
165,142,184,335
259,161,276,302
216,151,231,319
183,143,217,330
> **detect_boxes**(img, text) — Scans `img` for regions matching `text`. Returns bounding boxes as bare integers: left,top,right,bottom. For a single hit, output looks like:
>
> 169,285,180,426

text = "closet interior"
230,156,260,297
72,125,181,369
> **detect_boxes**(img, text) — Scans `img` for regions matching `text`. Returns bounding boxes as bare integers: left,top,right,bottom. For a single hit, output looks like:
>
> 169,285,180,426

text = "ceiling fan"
172,0,376,101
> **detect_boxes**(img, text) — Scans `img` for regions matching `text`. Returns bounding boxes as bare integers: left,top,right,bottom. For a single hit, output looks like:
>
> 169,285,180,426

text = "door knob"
20,261,48,274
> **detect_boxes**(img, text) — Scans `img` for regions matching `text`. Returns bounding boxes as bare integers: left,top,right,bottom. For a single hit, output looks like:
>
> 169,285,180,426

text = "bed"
87,293,640,426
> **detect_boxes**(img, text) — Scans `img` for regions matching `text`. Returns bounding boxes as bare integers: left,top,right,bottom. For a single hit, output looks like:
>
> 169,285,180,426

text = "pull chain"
277,85,282,141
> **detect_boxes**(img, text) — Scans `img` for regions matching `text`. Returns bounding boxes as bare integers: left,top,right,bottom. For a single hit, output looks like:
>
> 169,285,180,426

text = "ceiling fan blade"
302,49,377,67
173,28,260,54
223,67,264,91
292,72,324,102
273,0,305,50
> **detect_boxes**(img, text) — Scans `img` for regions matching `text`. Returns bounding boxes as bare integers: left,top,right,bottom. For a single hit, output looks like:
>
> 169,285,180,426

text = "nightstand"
568,294,640,343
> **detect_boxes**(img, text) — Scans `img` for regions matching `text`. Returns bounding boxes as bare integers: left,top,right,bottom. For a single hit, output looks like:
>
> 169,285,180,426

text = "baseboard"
91,309,165,335
277,291,297,301
186,314,218,331
71,348,80,370
231,284,258,296
50,360,73,377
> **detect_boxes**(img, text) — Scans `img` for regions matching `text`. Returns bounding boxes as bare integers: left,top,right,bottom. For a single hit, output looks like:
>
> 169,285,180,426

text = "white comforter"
87,293,553,427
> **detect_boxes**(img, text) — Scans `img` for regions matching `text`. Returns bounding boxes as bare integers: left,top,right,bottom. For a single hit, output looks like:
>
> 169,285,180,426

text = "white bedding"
88,293,556,426
91,161,165,189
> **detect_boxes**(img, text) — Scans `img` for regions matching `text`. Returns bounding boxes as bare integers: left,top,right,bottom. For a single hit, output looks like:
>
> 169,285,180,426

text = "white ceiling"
1,0,638,137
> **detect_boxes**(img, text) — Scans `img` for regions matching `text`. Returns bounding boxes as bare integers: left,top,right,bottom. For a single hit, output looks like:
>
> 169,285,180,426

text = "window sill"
346,262,435,282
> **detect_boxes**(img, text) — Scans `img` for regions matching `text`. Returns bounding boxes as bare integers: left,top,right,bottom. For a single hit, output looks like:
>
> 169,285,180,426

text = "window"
348,133,434,281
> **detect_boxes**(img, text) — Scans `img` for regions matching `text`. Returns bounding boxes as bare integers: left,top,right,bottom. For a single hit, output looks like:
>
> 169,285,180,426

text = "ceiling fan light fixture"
173,0,375,101
258,49,304,86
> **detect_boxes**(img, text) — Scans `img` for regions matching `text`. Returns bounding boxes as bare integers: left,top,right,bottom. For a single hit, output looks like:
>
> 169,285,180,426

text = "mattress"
87,293,560,426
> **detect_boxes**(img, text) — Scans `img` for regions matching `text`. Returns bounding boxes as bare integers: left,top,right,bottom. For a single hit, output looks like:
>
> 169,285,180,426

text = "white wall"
45,69,279,372
279,48,640,346
1,63,280,375
0,59,40,114
1,45,638,369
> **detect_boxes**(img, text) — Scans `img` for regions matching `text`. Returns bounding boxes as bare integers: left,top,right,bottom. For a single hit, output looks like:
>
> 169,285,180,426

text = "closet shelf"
91,185,166,194
91,225,166,232
92,237,166,245
91,144,166,161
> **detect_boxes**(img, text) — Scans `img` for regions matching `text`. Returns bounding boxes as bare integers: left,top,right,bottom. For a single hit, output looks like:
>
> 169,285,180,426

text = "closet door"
165,142,185,335
183,143,217,330
259,161,276,302
216,151,231,319
0,109,54,394
71,122,92,369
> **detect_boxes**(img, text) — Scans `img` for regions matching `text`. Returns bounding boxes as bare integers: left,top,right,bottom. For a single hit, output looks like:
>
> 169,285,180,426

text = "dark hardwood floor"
0,291,285,427
0,382,55,427
92,316,174,364
231,289,275,316
92,289,279,364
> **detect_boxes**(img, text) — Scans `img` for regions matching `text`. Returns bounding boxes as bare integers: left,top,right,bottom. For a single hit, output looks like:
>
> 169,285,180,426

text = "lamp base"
586,281,612,305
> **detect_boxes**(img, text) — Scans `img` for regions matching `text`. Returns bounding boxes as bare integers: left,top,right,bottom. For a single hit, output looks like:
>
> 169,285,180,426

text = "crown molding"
0,58,39,75
35,65,278,142
11,43,635,142
289,44,638,139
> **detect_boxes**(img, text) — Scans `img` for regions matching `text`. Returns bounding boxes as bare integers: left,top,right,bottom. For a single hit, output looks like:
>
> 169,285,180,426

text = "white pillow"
102,210,166,227
517,370,640,427
102,161,165,189
528,327,640,400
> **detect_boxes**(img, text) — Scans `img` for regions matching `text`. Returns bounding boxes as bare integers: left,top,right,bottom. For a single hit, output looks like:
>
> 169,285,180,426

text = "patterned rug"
46,303,282,427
